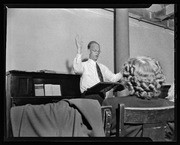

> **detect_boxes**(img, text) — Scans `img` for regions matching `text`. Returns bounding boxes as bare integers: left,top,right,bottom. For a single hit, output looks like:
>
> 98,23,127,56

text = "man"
73,36,122,104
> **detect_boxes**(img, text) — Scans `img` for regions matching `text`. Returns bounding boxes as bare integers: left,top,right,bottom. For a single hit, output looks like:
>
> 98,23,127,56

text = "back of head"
87,41,100,49
121,56,165,100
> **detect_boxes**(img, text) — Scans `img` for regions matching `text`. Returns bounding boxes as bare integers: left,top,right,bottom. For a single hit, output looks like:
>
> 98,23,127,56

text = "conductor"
73,36,122,104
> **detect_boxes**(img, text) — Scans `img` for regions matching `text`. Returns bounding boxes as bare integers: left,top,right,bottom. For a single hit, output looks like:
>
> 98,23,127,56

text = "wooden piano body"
5,70,81,138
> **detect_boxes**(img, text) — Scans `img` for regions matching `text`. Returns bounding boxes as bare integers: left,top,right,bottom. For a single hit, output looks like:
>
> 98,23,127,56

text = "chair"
101,106,112,137
117,104,174,141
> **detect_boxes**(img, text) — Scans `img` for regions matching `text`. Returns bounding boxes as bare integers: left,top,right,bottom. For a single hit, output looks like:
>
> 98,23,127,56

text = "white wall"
6,8,174,84
129,18,174,84
6,8,114,74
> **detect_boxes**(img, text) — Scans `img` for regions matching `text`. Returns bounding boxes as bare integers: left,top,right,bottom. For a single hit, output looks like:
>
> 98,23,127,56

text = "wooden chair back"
101,106,112,137
117,104,174,141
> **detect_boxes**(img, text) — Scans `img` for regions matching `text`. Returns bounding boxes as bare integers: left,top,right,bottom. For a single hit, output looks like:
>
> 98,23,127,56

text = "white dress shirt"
73,54,122,93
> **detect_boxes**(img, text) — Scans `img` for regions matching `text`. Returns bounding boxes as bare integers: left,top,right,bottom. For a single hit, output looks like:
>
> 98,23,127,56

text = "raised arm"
73,35,84,74
75,35,83,54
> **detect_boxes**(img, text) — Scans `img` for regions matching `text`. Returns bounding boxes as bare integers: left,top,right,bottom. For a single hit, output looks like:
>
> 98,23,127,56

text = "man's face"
89,43,101,61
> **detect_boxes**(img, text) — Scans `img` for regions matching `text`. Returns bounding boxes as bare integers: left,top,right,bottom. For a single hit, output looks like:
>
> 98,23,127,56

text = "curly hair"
121,56,166,100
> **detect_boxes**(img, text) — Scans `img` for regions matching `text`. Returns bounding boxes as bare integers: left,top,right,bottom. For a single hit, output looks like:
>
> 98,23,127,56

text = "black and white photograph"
4,4,176,142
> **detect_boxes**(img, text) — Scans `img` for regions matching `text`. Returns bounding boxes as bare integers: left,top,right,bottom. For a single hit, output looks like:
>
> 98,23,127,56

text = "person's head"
121,56,165,100
87,41,101,61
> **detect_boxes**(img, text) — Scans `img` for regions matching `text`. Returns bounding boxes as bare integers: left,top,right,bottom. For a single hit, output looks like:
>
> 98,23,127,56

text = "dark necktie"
96,63,104,82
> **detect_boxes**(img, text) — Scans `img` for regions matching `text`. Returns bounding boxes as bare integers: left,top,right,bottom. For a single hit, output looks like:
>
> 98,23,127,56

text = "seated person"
166,83,175,102
165,83,175,141
102,56,174,138
73,35,122,104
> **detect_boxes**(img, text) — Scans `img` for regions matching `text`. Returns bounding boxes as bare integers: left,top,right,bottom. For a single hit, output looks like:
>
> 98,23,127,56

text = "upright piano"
5,70,81,138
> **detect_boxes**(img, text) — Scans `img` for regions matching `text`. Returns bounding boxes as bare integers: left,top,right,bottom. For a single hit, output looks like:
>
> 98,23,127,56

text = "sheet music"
44,84,61,96
34,84,44,96
45,84,53,96
52,85,61,96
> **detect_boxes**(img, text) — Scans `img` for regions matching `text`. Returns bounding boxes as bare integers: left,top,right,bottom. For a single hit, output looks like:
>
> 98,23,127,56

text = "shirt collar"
88,58,97,65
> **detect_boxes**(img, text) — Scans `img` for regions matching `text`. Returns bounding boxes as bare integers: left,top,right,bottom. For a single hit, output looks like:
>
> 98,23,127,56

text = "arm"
102,65,123,82
73,35,84,74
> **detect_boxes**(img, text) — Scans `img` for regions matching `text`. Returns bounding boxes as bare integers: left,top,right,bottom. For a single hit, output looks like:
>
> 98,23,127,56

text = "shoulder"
134,98,174,107
82,60,89,66
156,98,174,106
102,96,174,109
102,96,133,107
98,62,108,70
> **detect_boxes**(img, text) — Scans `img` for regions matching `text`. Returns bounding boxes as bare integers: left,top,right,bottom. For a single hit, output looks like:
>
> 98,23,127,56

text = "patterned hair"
121,56,165,100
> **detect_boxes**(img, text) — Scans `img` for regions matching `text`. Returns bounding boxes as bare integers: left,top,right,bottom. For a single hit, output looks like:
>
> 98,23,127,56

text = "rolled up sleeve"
102,65,122,82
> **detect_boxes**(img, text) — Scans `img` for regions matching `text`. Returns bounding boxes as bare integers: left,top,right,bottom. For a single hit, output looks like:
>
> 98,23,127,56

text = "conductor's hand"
75,35,83,54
